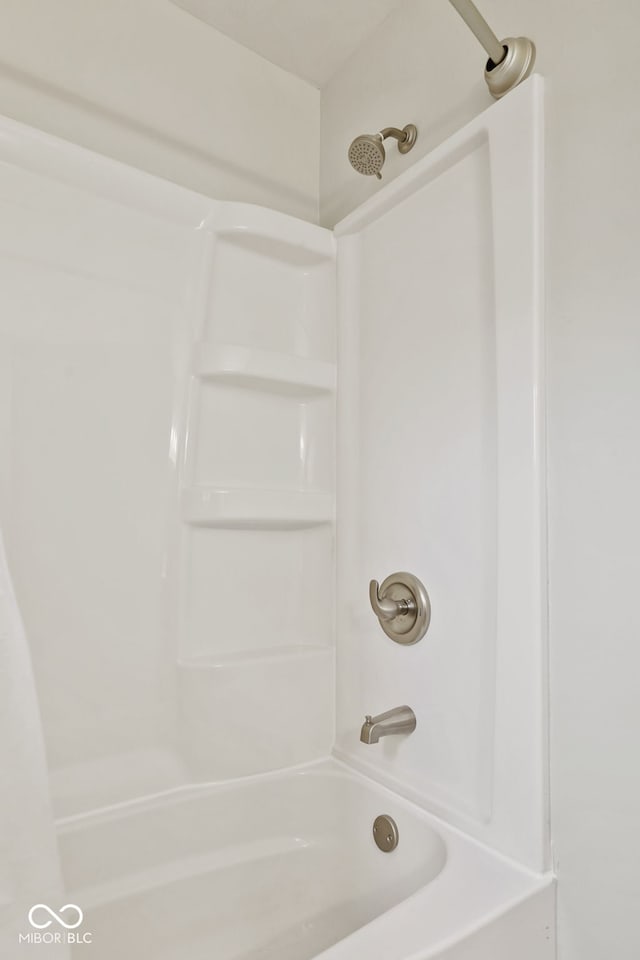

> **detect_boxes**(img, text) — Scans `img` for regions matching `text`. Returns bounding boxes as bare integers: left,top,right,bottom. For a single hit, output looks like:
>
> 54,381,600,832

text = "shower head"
348,134,386,179
348,124,418,180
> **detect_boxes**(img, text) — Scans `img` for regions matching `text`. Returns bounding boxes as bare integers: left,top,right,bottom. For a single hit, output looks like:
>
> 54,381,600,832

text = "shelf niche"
180,486,333,530
192,343,336,397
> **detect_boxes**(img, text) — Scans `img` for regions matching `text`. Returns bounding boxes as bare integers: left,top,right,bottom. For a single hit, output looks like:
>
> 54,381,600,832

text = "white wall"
0,0,319,221
322,2,640,958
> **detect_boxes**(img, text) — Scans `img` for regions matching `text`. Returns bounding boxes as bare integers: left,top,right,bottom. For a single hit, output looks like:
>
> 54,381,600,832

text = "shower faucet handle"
368,572,431,645
369,580,414,621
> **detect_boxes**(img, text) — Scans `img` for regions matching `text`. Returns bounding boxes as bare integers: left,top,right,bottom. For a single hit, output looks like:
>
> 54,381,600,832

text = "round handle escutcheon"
369,572,431,645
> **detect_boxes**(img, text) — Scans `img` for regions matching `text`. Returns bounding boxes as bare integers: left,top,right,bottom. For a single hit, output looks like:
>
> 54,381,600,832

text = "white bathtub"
57,760,553,960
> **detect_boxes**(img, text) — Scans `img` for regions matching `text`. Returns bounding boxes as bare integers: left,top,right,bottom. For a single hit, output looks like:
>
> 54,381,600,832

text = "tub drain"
372,814,399,852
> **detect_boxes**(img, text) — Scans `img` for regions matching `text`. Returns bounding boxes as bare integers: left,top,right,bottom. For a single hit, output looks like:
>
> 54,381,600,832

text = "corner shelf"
192,343,336,397
179,645,332,670
211,202,336,266
180,486,333,530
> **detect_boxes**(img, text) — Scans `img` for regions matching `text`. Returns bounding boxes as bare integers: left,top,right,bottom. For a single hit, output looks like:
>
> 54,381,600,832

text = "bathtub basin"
57,759,553,960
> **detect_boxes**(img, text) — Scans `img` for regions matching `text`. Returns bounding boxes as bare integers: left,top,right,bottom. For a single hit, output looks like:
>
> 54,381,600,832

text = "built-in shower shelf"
213,201,335,266
192,343,336,396
181,486,333,529
179,645,332,670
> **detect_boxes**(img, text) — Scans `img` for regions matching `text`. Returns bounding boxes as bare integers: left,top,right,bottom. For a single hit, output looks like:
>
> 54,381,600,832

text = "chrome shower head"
348,124,418,180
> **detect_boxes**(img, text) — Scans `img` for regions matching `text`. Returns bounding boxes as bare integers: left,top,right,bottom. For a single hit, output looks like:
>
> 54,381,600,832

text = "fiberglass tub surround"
176,206,336,781
335,76,547,873
0,76,551,958
0,125,337,817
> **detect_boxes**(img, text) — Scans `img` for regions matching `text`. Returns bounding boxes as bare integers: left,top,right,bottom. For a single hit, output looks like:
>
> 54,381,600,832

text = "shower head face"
348,134,385,179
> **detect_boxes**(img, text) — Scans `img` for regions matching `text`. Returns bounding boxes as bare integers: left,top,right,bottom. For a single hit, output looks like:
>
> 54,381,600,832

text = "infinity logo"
28,904,84,930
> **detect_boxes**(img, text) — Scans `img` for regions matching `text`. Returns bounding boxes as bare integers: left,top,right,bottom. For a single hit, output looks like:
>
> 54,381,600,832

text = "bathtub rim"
56,756,553,960
56,755,550,885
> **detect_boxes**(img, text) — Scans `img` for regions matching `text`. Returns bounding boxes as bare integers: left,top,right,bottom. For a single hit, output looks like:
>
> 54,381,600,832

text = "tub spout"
360,706,416,744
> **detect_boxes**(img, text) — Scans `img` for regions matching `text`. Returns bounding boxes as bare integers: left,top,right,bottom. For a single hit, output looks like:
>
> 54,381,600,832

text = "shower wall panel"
0,133,201,815
0,117,336,814
334,79,546,871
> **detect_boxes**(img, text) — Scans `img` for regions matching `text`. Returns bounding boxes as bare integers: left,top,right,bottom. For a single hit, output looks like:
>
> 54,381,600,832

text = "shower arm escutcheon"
369,572,431,645
447,0,536,99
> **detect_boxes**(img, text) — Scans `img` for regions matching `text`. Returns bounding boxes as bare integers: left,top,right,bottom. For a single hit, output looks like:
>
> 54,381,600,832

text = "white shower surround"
335,76,547,872
0,78,550,957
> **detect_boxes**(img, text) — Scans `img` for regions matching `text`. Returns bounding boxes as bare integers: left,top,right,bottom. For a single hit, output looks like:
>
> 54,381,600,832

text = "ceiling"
171,0,406,87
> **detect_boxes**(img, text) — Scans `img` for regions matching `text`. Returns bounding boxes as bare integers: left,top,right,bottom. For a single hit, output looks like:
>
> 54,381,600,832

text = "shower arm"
379,127,410,143
446,0,536,99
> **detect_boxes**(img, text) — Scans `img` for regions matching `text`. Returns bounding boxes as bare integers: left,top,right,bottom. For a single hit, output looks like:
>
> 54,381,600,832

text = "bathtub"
57,759,554,960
